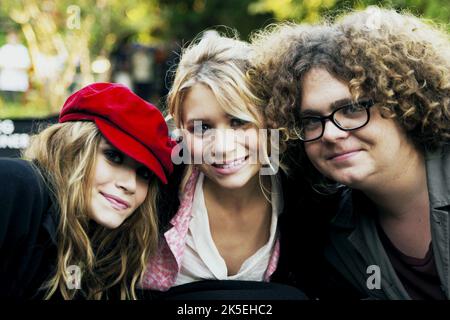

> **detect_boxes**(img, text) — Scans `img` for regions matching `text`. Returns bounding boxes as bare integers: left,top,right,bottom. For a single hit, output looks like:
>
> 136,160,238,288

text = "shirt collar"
330,188,379,230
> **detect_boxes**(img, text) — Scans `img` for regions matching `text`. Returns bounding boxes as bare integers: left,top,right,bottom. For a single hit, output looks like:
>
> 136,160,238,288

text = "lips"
212,156,247,168
326,149,362,161
100,192,130,210
211,156,248,175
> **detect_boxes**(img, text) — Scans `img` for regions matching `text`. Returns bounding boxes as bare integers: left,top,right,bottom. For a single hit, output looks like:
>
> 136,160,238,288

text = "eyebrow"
184,118,211,126
101,140,119,151
300,98,354,117
185,111,234,124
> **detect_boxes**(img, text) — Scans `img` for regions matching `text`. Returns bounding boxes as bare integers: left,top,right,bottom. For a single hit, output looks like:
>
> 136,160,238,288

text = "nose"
321,119,350,143
115,166,137,194
211,128,236,161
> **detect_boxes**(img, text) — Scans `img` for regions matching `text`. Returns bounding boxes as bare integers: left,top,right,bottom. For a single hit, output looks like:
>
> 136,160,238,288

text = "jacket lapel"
425,148,450,298
164,168,200,269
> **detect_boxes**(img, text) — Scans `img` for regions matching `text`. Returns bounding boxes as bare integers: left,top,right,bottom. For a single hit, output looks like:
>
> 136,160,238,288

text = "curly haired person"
251,7,450,299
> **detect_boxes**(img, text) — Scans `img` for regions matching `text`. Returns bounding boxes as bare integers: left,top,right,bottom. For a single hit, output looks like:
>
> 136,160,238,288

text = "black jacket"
320,148,450,300
269,168,345,299
0,158,58,298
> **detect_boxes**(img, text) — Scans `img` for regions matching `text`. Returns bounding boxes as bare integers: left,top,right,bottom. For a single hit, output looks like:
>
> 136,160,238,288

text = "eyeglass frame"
294,99,375,142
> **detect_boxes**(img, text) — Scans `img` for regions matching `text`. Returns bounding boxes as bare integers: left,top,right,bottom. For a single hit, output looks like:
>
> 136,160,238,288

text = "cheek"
185,134,204,159
304,144,321,165
92,157,112,187
357,113,404,152
239,129,260,162
241,129,259,151
135,182,149,208
382,123,406,149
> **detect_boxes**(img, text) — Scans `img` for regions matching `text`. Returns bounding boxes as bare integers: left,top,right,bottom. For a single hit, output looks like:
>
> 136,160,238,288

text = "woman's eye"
342,104,365,115
230,118,249,128
302,117,322,129
137,167,152,181
191,123,211,135
104,149,123,164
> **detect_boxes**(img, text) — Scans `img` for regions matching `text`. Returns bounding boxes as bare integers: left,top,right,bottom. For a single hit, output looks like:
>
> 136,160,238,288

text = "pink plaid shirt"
141,168,281,291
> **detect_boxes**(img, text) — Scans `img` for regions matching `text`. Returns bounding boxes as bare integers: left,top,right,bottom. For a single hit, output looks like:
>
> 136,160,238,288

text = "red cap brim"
95,118,168,184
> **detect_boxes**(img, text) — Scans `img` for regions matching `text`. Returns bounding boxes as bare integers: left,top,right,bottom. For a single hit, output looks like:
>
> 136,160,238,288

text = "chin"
97,216,124,229
207,171,258,190
331,172,368,188
90,209,125,229
318,162,368,187
211,162,261,187
216,180,250,190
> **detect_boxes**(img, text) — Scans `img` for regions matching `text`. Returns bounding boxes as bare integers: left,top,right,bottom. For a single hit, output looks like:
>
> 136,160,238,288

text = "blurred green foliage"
0,101,51,118
156,0,273,42
251,0,450,29
0,0,449,118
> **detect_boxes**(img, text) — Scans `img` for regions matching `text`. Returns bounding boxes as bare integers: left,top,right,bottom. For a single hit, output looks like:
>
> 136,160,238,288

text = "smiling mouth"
100,192,130,210
212,156,248,169
327,150,362,161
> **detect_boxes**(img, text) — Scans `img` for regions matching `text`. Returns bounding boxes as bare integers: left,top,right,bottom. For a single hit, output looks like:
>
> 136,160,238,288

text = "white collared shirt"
174,173,282,286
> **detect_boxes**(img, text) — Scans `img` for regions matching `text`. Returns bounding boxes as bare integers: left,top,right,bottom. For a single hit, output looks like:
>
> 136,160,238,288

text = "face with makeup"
89,137,151,229
300,68,417,190
181,83,262,190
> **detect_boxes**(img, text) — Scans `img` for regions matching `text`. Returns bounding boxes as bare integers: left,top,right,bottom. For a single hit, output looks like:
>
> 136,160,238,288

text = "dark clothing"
141,280,307,300
377,224,446,300
0,158,58,298
270,168,339,299
254,144,347,299
321,147,450,300
156,163,183,235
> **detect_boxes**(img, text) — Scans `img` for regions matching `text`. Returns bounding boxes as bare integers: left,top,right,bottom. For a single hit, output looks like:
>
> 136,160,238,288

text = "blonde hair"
23,122,159,299
167,30,274,192
168,30,263,128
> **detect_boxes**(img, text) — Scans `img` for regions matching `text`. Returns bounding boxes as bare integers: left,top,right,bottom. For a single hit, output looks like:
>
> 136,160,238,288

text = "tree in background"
1,0,449,117
155,0,273,42
249,0,450,28
0,0,164,114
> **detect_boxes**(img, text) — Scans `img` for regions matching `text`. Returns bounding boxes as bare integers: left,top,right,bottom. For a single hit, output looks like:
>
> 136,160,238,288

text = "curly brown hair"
250,7,450,186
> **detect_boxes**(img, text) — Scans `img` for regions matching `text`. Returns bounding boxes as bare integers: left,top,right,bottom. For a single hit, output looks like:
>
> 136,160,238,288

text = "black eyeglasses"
295,100,375,142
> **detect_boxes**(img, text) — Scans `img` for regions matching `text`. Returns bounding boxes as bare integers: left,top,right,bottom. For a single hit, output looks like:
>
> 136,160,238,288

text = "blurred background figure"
110,36,134,90
130,45,155,101
0,30,31,104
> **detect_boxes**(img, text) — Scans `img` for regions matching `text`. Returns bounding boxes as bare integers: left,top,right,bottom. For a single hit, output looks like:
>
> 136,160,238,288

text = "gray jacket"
325,147,450,299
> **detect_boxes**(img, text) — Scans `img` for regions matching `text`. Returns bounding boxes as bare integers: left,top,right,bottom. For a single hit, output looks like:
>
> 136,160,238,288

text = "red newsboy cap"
59,82,174,184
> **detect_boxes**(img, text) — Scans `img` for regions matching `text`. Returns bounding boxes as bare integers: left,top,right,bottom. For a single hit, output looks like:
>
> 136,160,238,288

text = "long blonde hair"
23,121,159,299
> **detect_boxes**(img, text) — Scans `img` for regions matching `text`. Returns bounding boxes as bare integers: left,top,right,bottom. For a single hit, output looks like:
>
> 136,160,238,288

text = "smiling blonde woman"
140,31,307,300
0,83,174,299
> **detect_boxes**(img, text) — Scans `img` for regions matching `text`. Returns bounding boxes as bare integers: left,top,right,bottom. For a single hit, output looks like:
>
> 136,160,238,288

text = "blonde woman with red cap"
0,82,174,299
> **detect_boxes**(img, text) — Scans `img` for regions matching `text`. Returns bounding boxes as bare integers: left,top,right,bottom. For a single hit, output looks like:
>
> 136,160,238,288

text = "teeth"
215,157,246,169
